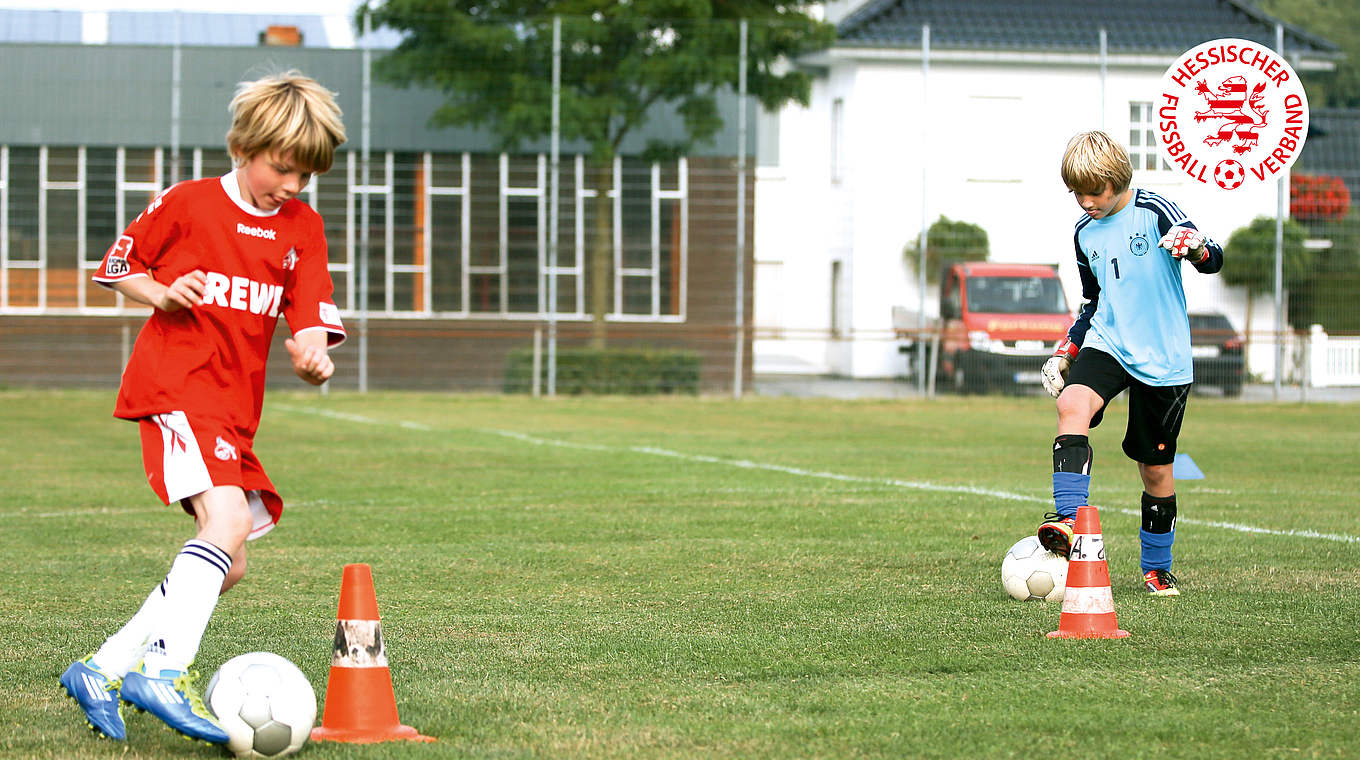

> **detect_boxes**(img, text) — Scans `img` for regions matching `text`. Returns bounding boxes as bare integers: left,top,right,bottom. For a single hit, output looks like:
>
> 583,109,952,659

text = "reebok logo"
236,222,277,240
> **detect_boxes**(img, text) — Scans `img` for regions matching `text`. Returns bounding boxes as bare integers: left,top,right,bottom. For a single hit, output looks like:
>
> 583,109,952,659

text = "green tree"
1223,215,1312,294
1254,0,1359,107
358,1,835,346
903,216,990,286
1222,215,1312,337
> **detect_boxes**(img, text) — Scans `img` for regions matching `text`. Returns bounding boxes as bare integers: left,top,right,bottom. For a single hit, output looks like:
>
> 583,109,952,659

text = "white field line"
18,507,160,519
268,405,1358,545
272,403,432,430
489,430,1360,545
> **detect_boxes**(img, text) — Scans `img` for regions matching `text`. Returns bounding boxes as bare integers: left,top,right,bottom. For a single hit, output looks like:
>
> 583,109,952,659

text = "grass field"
2,389,1358,759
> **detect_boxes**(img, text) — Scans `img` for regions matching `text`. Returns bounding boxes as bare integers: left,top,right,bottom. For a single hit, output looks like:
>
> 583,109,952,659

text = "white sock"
139,539,231,674
90,580,167,678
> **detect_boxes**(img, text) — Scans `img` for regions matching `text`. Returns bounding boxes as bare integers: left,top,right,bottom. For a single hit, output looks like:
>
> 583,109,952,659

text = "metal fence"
0,14,760,395
1,11,1357,398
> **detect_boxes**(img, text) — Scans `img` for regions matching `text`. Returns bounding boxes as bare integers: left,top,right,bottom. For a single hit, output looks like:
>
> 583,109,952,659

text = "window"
964,276,1068,315
0,146,689,323
1129,102,1170,172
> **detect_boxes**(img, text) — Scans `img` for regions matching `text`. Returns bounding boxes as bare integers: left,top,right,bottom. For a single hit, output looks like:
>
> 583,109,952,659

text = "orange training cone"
311,564,435,743
1048,505,1130,639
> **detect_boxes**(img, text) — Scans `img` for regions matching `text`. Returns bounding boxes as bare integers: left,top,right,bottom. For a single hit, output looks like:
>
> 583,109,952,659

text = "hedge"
504,347,700,395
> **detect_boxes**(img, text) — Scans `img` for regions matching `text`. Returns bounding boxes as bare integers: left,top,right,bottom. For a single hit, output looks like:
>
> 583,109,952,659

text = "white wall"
754,52,1282,378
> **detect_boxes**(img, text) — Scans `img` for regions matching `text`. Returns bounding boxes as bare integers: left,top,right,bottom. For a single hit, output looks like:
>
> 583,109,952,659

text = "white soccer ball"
206,652,317,758
1001,535,1068,602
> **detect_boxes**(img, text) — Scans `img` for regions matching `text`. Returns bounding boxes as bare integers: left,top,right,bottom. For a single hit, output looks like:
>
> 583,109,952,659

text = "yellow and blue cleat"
121,663,229,744
59,656,126,741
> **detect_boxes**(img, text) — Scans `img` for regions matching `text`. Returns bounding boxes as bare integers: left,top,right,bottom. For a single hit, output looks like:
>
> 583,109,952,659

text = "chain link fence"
1,11,1356,398
0,13,762,395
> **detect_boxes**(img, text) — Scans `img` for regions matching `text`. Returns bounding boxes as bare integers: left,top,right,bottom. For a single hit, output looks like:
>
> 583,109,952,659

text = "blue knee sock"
1140,528,1175,571
1140,493,1177,571
1052,472,1089,519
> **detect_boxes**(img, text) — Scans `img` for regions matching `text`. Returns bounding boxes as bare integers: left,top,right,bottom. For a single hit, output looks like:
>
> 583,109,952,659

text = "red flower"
1291,174,1350,221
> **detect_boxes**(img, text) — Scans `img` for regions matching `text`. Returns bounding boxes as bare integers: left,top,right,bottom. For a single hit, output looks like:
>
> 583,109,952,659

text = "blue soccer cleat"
121,663,229,745
59,656,126,741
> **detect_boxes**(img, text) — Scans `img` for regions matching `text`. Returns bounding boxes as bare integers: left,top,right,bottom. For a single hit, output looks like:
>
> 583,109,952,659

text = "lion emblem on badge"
1194,76,1269,155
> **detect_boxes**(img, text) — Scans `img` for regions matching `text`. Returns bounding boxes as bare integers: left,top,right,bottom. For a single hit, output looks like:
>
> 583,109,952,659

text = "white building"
754,0,1339,379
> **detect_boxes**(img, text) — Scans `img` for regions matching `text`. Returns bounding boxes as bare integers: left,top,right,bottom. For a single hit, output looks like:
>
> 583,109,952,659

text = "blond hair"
1060,131,1132,195
226,70,346,174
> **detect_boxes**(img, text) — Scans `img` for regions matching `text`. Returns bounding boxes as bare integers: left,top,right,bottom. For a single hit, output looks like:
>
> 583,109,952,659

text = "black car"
1189,312,1244,396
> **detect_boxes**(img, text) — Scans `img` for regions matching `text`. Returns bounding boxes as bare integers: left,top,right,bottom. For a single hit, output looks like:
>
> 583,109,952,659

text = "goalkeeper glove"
1041,338,1078,399
1158,225,1208,263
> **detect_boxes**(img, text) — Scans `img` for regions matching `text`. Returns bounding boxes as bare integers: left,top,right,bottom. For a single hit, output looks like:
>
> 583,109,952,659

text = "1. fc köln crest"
1156,38,1308,191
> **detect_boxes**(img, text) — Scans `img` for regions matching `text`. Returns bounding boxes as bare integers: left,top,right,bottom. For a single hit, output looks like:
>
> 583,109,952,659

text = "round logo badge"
1156,38,1309,191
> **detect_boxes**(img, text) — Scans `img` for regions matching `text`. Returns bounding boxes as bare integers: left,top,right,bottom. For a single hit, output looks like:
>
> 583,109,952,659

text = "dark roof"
1297,108,1360,182
837,0,1339,57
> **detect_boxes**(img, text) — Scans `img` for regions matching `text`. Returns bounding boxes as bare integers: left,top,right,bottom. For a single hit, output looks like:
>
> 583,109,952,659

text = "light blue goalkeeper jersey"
1066,189,1224,386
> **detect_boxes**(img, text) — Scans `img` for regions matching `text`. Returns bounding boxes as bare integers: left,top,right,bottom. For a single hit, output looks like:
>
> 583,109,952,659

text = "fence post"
1309,324,1328,388
1272,23,1286,401
916,23,930,395
548,16,561,397
358,12,373,393
733,19,748,399
170,12,181,186
533,325,543,398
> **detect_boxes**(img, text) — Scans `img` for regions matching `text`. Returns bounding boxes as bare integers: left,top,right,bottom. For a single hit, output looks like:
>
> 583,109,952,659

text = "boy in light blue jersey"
1037,131,1224,597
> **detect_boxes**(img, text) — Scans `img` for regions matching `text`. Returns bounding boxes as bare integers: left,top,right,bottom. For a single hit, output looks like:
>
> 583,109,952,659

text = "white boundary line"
15,507,160,519
271,405,1359,545
273,403,432,430
488,431,1360,545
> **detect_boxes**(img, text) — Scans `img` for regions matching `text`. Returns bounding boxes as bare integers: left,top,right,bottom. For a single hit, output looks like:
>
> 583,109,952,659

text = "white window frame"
0,146,7,310
612,157,688,322
423,151,470,316
1129,102,1170,172
0,145,690,324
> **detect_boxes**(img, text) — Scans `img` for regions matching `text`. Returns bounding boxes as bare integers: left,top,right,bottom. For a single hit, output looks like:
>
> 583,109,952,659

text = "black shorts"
1067,348,1192,466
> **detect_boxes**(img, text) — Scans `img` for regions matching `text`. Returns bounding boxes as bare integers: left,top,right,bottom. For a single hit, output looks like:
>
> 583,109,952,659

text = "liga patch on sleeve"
319,301,343,328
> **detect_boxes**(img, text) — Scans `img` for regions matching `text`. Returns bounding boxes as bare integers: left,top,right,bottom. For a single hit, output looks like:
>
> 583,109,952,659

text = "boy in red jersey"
59,70,346,744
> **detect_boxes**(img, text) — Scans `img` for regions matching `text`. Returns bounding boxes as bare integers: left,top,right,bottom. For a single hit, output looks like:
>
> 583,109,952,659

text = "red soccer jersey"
94,173,345,437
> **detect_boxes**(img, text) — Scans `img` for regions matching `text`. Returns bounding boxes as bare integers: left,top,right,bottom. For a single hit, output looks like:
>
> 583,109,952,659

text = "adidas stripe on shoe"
121,663,228,745
59,656,126,741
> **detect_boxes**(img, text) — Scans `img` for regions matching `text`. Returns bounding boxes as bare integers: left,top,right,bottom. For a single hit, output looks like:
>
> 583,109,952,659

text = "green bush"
903,215,990,286
505,347,700,395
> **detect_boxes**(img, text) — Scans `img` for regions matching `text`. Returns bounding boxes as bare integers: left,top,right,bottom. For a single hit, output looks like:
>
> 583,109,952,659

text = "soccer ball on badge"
1001,535,1068,602
1213,159,1245,190
206,652,317,758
